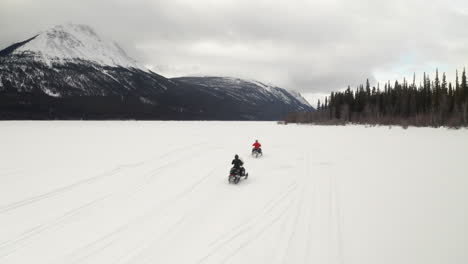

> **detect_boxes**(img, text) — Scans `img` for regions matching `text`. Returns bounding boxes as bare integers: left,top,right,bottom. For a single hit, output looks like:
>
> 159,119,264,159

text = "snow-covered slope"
173,76,313,110
249,79,311,106
0,121,467,264
11,23,144,70
287,89,310,106
0,24,169,99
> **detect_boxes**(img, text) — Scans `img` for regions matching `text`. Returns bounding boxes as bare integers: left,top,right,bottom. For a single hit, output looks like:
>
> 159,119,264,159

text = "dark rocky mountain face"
0,24,313,120
0,54,183,119
172,77,313,120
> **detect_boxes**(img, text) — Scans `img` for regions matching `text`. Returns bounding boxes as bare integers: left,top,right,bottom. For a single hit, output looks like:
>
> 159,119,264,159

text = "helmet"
235,154,239,159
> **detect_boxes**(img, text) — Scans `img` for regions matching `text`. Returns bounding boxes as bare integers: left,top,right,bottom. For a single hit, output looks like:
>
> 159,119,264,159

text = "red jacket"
253,142,261,149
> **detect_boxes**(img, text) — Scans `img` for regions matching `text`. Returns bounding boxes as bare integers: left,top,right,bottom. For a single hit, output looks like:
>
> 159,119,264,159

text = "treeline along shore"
285,69,468,128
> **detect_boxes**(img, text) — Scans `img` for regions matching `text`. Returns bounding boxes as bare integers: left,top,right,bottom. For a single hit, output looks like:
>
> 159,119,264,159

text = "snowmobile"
228,167,248,184
251,148,262,158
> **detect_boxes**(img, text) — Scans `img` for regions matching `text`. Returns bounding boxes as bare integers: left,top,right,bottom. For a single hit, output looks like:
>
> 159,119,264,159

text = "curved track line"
58,156,223,264
0,196,108,259
219,198,296,264
198,183,298,264
115,166,225,264
0,142,207,215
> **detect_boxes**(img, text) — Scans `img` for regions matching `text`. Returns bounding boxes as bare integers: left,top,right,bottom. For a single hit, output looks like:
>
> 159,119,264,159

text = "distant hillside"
0,24,313,120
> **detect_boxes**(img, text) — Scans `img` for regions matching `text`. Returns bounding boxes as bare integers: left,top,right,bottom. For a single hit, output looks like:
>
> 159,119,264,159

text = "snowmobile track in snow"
1,122,467,264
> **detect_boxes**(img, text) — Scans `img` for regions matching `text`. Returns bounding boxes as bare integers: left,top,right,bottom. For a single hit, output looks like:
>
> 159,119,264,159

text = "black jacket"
231,158,243,168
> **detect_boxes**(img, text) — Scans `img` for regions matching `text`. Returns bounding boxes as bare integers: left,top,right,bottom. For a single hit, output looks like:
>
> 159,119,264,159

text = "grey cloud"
1,0,468,95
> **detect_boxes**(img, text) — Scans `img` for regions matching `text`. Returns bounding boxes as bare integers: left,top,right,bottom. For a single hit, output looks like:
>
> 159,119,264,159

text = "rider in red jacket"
252,140,262,154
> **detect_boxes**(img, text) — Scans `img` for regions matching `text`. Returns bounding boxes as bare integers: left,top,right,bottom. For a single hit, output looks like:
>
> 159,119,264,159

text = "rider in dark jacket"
231,154,246,176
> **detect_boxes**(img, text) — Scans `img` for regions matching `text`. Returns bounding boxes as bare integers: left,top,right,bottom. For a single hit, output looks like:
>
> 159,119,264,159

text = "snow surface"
13,24,146,70
0,122,467,264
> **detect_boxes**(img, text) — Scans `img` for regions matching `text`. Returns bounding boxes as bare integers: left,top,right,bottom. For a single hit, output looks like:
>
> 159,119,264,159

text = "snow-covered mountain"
173,76,312,111
174,77,311,107
10,24,144,70
0,24,313,120
0,23,170,99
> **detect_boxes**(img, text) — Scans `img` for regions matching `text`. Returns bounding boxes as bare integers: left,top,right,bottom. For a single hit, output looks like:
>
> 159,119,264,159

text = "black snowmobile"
251,148,262,158
229,154,248,184
228,167,248,184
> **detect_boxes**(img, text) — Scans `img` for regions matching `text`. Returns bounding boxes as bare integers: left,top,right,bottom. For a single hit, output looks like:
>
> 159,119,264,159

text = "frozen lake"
0,121,467,264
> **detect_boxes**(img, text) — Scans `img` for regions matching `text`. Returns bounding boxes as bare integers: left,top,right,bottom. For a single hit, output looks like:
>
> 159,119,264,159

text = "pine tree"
442,72,447,91
434,69,440,110
366,79,371,97
462,68,468,125
462,68,467,100
448,83,454,113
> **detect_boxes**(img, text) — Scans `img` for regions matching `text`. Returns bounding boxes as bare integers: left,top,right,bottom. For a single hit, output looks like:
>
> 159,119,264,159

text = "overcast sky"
1,0,468,103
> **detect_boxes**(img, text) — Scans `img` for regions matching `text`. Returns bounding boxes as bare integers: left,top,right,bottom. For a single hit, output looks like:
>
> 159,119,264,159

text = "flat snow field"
0,121,467,264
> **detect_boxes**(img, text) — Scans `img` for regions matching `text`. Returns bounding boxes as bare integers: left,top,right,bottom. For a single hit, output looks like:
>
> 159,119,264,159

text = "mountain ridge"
0,23,313,120
172,76,312,109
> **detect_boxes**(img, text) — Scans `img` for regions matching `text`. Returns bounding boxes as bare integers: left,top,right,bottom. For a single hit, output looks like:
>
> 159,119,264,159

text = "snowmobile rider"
231,154,246,176
252,140,262,154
